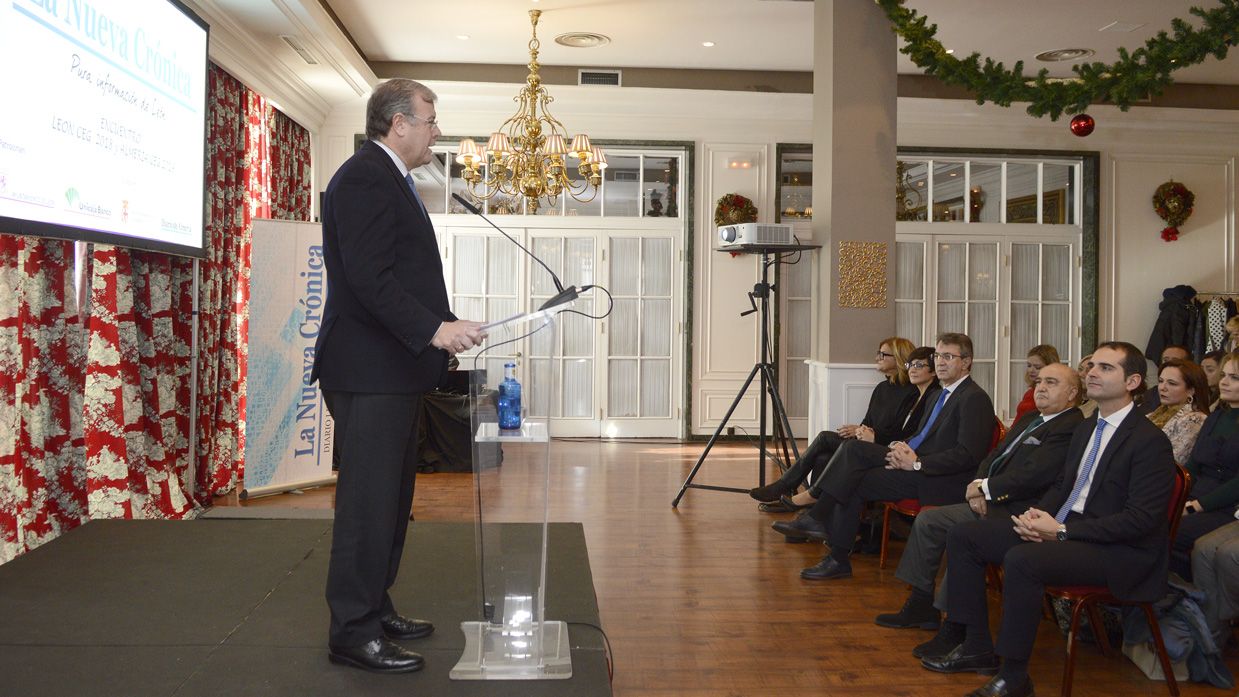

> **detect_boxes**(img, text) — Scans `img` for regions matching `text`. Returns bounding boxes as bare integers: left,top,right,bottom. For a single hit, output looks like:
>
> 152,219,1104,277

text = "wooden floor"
215,440,1236,697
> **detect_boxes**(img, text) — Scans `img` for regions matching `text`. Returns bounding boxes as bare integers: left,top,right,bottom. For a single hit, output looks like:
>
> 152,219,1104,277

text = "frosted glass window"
608,360,639,417
968,243,997,300
642,238,673,296
1042,245,1071,301
641,299,672,357
786,299,812,357
896,302,924,346
937,243,966,300
610,238,641,295
565,237,596,288
529,317,554,357
937,302,965,334
640,360,671,417
453,297,484,326
784,257,812,297
971,362,995,402
968,303,997,359
609,299,639,355
531,238,562,295
563,359,593,417
1011,304,1038,356
529,358,553,417
1042,305,1071,358
1011,244,1039,301
897,242,924,299
487,237,520,295
454,237,484,295
969,163,1001,223
1009,364,1028,416
563,312,593,357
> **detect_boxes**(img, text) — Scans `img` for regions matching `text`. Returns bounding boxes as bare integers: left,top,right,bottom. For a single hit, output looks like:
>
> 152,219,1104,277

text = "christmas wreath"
714,193,758,226
876,0,1239,120
1153,181,1195,242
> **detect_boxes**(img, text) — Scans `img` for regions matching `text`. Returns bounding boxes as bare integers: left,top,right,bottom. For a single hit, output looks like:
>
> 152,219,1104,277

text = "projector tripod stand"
673,243,820,507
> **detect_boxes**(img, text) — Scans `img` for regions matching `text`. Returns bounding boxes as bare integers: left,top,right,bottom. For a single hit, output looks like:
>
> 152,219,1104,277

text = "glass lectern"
450,306,572,680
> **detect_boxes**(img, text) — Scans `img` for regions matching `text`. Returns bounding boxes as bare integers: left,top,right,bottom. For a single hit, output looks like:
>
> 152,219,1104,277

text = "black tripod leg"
760,363,801,465
672,363,762,507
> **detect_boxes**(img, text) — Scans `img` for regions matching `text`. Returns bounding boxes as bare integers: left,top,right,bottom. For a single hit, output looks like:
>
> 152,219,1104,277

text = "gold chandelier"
455,10,607,213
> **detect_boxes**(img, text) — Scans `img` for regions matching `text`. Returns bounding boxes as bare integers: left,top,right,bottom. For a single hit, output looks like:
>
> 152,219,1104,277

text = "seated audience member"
779,346,941,510
1137,344,1191,415
773,333,995,581
1075,354,1098,418
1013,344,1059,422
1171,350,1239,580
927,342,1174,697
750,337,916,507
1201,349,1226,411
874,363,1084,633
1229,315,1239,352
1191,517,1239,645
1146,357,1209,465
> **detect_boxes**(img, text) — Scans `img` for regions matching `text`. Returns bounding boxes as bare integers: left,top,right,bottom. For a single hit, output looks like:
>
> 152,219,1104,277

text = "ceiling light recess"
555,32,610,48
1035,48,1095,62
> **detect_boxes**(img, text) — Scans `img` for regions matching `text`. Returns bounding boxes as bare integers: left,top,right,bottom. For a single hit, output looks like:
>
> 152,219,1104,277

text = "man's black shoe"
964,675,1035,697
875,591,941,630
328,638,425,673
800,556,852,580
749,482,791,503
913,621,966,659
772,512,829,542
381,614,434,640
920,645,1000,675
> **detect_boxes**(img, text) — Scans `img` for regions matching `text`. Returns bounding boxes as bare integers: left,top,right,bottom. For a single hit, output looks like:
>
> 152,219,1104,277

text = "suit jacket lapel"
1086,408,1138,491
920,376,971,441
364,141,427,222
990,410,1044,476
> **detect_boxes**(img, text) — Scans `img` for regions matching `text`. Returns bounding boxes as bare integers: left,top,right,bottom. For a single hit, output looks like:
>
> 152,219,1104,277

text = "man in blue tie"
776,333,995,581
926,342,1175,697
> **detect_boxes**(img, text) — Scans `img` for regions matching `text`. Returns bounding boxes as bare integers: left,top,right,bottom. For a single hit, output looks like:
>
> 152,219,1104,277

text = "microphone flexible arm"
452,193,564,293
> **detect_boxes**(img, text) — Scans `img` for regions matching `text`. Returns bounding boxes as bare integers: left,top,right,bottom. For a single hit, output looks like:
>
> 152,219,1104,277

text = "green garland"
876,0,1239,120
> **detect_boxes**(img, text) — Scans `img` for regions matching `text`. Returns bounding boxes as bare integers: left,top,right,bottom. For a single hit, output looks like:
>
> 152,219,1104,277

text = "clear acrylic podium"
450,306,572,680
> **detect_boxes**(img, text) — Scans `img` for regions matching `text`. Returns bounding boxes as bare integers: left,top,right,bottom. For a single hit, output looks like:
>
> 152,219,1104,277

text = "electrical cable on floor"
567,621,614,683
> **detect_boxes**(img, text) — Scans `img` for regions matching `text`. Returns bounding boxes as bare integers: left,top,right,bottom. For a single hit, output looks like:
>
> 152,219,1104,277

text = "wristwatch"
912,460,922,471
1056,524,1068,542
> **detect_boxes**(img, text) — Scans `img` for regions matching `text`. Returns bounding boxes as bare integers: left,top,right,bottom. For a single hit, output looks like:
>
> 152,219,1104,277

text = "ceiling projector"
717,222,796,248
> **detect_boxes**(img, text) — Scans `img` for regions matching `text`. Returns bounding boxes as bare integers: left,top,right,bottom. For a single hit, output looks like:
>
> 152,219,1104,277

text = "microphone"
450,190,574,310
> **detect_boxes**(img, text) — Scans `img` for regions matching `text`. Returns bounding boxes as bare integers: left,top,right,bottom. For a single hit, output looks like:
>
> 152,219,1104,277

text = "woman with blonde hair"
750,336,918,508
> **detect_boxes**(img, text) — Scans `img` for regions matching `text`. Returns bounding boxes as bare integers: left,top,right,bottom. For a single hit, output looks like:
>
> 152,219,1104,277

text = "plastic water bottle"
498,362,522,430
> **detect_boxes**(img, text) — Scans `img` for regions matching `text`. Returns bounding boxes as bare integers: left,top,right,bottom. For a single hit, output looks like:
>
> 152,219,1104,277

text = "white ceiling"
325,0,1239,82
199,0,1239,116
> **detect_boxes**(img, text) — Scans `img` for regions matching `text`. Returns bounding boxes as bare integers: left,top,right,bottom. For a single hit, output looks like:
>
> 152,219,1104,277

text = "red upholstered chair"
879,417,1007,569
1043,463,1191,697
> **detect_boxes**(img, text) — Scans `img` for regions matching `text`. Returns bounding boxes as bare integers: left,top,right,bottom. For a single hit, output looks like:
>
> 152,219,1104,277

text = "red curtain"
0,237,87,563
269,108,313,221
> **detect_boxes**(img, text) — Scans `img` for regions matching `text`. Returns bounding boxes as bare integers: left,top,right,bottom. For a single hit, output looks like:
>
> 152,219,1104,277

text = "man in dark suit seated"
924,342,1175,697
873,362,1084,632
774,333,995,581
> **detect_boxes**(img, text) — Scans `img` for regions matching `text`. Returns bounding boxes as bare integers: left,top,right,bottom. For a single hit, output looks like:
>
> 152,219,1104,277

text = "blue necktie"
1055,419,1108,522
404,173,428,217
987,414,1044,476
906,388,949,451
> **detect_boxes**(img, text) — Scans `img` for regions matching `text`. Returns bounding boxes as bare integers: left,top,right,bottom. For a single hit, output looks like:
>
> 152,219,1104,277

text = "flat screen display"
0,0,210,257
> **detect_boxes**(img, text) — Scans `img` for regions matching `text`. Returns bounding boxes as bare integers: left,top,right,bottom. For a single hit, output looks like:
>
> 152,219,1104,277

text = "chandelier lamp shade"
455,10,607,213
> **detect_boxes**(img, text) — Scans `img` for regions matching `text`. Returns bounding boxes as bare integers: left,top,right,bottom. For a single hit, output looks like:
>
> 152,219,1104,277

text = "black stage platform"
0,519,610,697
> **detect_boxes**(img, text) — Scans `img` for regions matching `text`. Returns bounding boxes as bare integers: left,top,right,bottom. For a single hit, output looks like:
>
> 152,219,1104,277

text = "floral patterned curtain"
0,238,87,563
269,108,313,221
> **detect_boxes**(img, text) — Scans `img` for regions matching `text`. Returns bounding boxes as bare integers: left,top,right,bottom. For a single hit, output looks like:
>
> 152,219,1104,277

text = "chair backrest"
989,417,1007,450
1166,463,1192,541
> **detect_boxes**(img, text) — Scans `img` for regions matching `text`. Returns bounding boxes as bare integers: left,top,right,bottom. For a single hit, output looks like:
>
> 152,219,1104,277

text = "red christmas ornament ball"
1069,113,1095,137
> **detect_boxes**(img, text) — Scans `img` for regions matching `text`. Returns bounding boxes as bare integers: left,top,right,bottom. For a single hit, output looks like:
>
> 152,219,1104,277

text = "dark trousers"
946,516,1108,661
1173,509,1235,580
323,390,423,648
808,440,918,559
775,431,844,491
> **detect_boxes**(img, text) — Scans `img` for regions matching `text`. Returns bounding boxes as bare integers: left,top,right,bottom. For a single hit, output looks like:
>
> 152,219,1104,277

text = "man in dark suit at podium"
312,78,486,673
